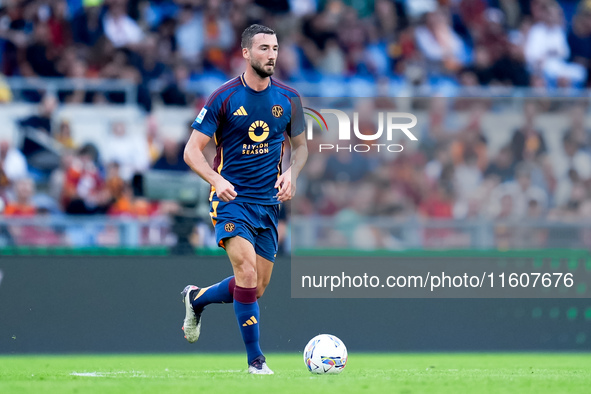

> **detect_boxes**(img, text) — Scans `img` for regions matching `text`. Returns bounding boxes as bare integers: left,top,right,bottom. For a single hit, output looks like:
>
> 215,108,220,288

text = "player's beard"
251,59,275,78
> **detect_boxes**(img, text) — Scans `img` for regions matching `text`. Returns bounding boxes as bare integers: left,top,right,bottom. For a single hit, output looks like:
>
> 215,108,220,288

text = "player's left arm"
275,131,308,202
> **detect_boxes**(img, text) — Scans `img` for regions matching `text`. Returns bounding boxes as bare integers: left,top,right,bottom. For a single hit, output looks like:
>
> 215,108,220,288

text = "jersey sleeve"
287,93,305,138
191,93,224,138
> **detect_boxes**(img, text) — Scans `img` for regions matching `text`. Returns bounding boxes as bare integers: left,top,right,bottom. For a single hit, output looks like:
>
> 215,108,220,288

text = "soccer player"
181,24,308,374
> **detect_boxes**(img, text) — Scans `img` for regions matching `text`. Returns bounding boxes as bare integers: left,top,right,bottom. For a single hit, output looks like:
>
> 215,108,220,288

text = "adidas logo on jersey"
233,106,248,116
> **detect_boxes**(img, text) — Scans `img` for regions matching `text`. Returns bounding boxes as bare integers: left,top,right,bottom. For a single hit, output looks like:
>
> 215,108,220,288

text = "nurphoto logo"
304,107,419,153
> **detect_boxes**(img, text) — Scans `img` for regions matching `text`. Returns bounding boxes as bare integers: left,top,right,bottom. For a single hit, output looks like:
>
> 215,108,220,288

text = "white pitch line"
71,372,103,377
70,371,149,378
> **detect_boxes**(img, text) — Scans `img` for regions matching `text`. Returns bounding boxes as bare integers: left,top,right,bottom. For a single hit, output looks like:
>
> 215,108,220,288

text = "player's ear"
242,47,249,60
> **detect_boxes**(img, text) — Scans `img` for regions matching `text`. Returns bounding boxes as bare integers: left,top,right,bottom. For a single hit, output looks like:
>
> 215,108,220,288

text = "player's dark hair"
241,24,275,49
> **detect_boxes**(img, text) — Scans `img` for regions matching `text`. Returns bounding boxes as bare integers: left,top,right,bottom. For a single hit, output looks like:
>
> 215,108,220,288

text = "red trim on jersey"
272,79,300,97
205,78,241,107
212,144,223,173
220,91,237,118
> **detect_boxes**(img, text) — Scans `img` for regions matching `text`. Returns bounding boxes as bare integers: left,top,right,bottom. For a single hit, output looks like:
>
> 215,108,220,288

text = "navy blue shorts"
210,201,280,262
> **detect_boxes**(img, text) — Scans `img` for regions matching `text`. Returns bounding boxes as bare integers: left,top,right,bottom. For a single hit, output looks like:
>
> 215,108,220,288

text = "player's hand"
214,177,237,202
275,167,295,202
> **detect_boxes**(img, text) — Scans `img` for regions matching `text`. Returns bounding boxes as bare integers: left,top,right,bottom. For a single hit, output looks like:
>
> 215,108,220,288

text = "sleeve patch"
196,108,208,124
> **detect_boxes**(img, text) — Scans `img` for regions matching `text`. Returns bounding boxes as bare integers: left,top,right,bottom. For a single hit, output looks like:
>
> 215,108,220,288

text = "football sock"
233,285,263,364
191,276,235,310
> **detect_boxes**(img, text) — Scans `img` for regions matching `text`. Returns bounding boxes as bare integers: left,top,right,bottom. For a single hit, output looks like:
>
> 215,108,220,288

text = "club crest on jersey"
224,223,235,232
272,105,283,118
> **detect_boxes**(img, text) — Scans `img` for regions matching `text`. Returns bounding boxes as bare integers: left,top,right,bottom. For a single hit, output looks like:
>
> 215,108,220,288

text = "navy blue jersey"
191,74,304,205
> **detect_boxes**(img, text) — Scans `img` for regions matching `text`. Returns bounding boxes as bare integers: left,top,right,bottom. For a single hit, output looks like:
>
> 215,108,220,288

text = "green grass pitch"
0,353,590,393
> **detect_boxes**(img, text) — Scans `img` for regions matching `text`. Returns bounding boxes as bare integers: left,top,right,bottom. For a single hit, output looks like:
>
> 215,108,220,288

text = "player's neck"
243,69,270,92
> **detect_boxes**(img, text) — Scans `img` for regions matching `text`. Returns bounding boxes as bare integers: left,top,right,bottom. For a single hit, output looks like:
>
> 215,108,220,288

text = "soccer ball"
303,334,348,374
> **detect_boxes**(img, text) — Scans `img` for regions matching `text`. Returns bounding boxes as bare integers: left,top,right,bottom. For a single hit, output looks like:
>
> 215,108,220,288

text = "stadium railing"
5,76,591,104
1,215,591,250
5,77,138,105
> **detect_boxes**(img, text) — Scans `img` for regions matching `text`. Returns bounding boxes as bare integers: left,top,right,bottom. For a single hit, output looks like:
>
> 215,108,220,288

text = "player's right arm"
184,131,237,202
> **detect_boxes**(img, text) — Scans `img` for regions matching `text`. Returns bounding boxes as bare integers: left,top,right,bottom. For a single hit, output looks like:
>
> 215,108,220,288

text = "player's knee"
234,264,257,287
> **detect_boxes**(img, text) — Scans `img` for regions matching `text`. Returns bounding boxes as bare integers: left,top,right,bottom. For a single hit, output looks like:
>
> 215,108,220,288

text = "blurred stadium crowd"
295,97,591,249
1,0,591,106
2,0,591,250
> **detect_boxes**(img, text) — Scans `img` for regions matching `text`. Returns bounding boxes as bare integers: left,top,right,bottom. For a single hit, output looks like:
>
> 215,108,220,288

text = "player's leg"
189,276,236,310
181,200,240,343
180,276,236,342
256,254,274,299
253,204,280,299
224,236,272,374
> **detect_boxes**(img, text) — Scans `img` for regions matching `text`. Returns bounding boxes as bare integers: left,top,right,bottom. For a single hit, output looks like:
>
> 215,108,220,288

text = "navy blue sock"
191,276,235,310
233,286,262,364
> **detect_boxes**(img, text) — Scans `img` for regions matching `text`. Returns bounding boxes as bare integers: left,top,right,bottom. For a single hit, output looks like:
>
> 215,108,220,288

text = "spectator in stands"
0,140,28,188
0,74,12,102
456,0,487,36
460,45,494,85
337,6,371,75
101,121,149,182
323,147,372,183
201,0,235,71
524,1,586,86
154,16,178,67
494,0,523,30
108,182,156,217
55,119,76,150
0,1,33,76
567,3,591,75
71,0,105,47
484,145,515,183
100,48,141,85
61,55,95,104
105,161,125,200
63,143,111,214
20,20,62,78
161,62,191,106
103,0,144,49
489,162,548,219
414,9,467,74
3,178,36,216
47,0,72,54
490,39,530,87
145,115,162,164
152,139,188,172
19,94,57,137
299,11,341,72
553,132,591,181
425,143,452,184
99,48,152,111
554,168,586,209
474,8,510,64
371,0,400,42
509,101,547,164
449,105,488,171
18,95,62,177
3,177,63,245
419,97,461,157
175,3,204,66
139,34,168,83
563,104,591,152
454,151,483,200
